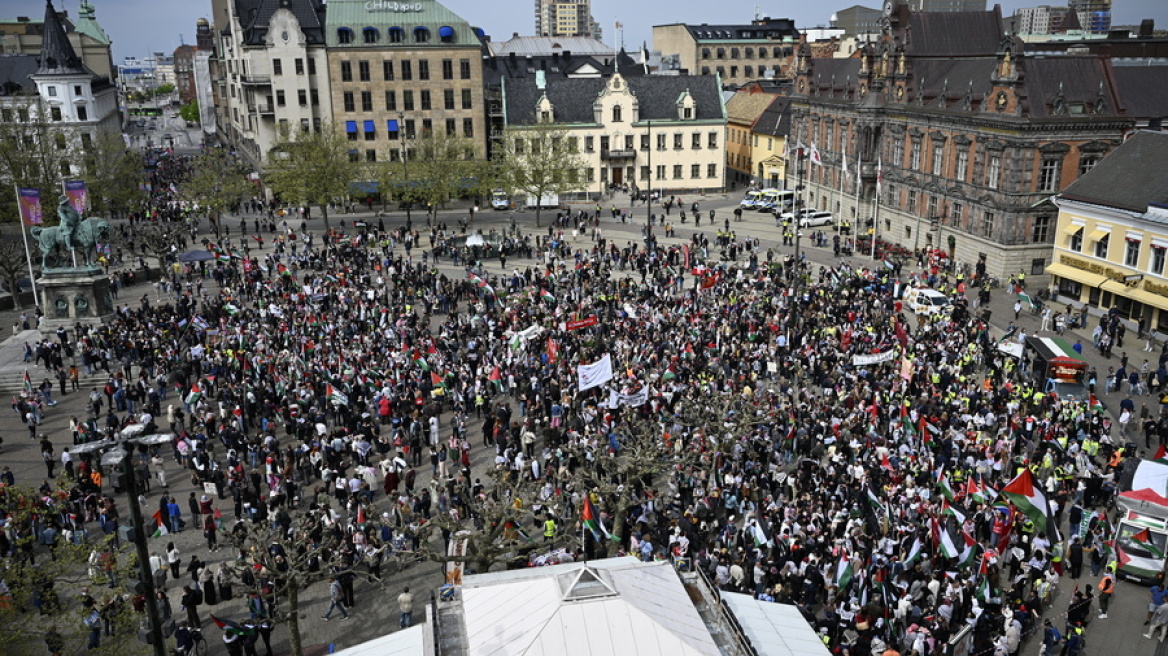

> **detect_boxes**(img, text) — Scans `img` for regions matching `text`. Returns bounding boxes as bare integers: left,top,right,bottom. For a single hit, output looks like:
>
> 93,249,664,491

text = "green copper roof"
74,1,110,45
324,0,479,48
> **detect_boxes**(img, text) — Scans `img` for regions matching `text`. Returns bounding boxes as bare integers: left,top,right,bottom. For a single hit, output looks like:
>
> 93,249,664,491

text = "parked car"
798,211,834,228
777,208,818,222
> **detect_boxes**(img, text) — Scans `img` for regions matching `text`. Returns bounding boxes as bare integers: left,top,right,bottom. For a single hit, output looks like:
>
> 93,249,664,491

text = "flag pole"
14,185,41,308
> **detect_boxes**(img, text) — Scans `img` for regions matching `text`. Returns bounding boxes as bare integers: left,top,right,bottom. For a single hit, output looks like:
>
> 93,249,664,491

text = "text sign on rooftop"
365,1,424,11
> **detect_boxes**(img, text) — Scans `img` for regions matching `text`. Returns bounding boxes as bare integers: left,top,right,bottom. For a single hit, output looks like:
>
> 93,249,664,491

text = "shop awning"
1062,224,1084,235
1088,229,1109,241
1102,280,1168,312
1045,262,1109,288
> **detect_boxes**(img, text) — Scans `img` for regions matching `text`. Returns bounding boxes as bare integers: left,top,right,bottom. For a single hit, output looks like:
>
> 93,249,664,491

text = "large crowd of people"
3,201,1166,656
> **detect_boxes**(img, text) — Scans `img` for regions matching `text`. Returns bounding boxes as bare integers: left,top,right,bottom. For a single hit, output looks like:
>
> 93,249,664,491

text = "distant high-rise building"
909,0,986,11
1069,0,1111,33
1015,5,1070,34
535,0,593,38
831,5,883,36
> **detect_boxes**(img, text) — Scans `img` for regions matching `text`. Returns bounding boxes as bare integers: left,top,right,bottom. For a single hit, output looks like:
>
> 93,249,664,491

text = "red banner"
565,316,598,331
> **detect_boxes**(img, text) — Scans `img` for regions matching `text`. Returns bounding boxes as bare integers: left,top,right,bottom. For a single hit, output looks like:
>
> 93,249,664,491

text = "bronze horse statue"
30,217,111,269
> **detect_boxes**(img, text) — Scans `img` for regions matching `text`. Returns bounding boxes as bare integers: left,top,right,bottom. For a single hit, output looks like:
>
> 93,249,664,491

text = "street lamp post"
645,119,652,241
398,112,411,224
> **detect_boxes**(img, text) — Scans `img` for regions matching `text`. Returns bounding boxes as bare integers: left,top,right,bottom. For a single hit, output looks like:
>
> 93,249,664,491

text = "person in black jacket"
180,585,202,628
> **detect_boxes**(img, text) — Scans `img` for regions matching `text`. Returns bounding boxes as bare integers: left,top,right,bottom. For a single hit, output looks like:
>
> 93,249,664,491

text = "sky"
25,0,1168,63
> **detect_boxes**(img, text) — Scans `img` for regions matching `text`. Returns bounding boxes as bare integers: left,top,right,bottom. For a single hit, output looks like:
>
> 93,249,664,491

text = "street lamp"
645,119,652,241
74,428,175,656
398,112,411,224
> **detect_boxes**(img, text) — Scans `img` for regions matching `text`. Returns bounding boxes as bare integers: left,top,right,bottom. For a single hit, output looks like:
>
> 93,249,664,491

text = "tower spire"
37,0,87,75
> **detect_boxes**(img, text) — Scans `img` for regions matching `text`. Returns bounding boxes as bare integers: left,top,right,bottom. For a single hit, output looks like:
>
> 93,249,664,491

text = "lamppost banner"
64,180,88,213
17,187,43,225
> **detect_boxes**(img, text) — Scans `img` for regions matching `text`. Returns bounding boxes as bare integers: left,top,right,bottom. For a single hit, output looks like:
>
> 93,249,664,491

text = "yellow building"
1049,130,1168,333
725,89,790,190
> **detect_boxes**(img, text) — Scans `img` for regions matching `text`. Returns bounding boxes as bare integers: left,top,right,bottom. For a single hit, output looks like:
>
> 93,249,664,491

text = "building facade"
652,18,799,88
174,44,197,104
534,0,593,38
787,0,1141,279
0,1,114,80
725,90,790,189
1015,5,1071,34
910,0,986,11
832,5,883,37
1050,131,1168,334
503,72,726,195
212,0,330,168
323,0,486,164
1070,0,1111,34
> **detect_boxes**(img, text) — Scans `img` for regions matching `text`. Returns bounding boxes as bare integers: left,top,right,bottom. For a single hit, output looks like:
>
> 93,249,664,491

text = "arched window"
612,105,622,122
414,27,430,43
439,26,455,43
387,27,404,43
362,27,379,44
337,27,353,44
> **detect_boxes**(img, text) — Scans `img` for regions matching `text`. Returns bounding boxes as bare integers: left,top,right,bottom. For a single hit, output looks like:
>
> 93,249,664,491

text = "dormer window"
612,105,622,122
439,26,455,43
683,107,693,119
414,27,430,43
337,27,353,44
388,27,404,43
363,27,379,44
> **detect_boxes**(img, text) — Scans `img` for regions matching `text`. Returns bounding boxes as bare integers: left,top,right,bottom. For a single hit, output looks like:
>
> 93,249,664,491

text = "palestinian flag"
1001,468,1049,535
151,510,169,537
1132,528,1165,558
1088,392,1104,413
504,520,532,542
905,537,923,565
835,554,855,590
941,498,966,525
866,487,886,518
431,371,445,388
184,383,203,406
488,365,504,392
1154,444,1167,461
224,303,240,316
211,616,255,637
937,472,957,502
751,519,771,548
582,495,616,541
976,577,992,602
411,350,430,371
540,288,556,303
959,530,979,569
937,520,960,559
325,383,349,406
899,401,916,435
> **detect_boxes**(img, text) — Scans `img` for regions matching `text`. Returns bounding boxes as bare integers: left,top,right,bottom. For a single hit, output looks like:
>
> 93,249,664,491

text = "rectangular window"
624,135,634,150
311,89,319,106
585,136,594,152
1151,246,1166,276
893,140,904,167
421,118,432,134
459,58,471,79
340,61,352,82
983,211,995,237
708,163,718,178
691,164,701,178
1125,239,1141,267
364,126,375,141
956,150,969,181
1069,227,1083,253
673,134,683,149
692,133,702,149
295,58,304,75
402,90,414,111
383,61,394,81
420,90,431,110
1038,158,1060,192
906,190,918,214
366,149,377,162
442,59,453,80
77,106,87,121
709,132,719,149
932,145,943,176
657,134,666,151
298,89,307,106
308,58,316,75
600,136,610,152
1094,233,1109,259
443,89,455,110
358,61,370,82
445,118,456,136
952,202,963,225
463,118,474,138
1078,155,1100,177
418,60,429,80
401,61,412,80
1032,215,1051,243
987,154,1001,189
385,90,396,111
343,91,355,112
272,58,282,75
361,91,373,112
910,139,921,169
461,89,473,109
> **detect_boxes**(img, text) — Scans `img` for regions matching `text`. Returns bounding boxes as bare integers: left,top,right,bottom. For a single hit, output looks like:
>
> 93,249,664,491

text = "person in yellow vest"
543,515,557,541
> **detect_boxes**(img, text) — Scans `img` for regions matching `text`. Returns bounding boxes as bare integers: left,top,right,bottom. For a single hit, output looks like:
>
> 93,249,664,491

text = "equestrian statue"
30,196,111,270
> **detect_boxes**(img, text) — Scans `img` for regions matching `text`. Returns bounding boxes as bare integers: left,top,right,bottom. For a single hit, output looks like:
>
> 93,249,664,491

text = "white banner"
578,354,615,391
445,530,471,587
852,350,897,366
605,387,649,409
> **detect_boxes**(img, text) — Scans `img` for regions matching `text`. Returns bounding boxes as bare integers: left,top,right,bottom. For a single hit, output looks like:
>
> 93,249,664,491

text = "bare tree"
0,228,32,308
492,122,587,227
131,222,183,274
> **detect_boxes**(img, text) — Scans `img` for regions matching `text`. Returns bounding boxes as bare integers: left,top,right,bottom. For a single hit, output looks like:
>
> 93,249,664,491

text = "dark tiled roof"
0,54,38,95
1018,56,1121,119
483,51,645,87
1111,64,1168,120
905,10,1003,56
37,1,87,75
680,19,799,41
753,96,791,137
505,74,723,125
910,58,996,100
1058,131,1168,212
235,0,326,46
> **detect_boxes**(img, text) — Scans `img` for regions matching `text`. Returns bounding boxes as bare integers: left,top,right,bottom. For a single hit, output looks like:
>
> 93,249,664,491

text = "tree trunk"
320,204,330,231
534,206,542,229
287,585,303,656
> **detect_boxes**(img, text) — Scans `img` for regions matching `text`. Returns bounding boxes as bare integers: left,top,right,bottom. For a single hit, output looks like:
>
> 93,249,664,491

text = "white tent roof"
720,593,832,656
460,558,720,656
330,625,424,656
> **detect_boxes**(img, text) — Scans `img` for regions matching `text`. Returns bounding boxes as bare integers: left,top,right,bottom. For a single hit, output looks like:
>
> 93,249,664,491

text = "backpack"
191,588,204,605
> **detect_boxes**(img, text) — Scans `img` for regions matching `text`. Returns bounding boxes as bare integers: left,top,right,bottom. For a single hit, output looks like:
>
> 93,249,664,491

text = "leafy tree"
0,97,76,222
0,228,33,308
179,149,251,238
265,125,358,230
131,222,184,274
179,101,199,125
83,131,148,219
379,130,486,225
153,83,175,97
493,122,587,227
0,484,145,656
223,509,369,656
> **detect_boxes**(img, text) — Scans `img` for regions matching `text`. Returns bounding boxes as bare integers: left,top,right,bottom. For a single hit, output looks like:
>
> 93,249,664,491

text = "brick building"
652,18,799,88
786,0,1150,279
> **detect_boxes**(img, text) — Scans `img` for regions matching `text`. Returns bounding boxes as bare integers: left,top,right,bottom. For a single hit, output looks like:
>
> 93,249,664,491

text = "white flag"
841,143,848,175
578,354,615,391
809,143,823,167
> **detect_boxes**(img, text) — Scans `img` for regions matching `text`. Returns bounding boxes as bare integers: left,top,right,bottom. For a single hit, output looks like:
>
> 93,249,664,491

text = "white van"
903,288,951,315
759,189,795,212
740,189,766,210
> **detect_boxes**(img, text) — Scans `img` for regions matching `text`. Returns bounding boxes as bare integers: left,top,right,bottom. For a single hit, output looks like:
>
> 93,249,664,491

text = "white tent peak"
557,565,618,602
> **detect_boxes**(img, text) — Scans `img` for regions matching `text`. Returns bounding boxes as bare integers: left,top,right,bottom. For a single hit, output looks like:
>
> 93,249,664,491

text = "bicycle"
171,626,207,656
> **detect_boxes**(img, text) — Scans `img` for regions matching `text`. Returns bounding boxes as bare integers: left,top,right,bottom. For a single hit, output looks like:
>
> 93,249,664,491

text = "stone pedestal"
38,267,115,331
